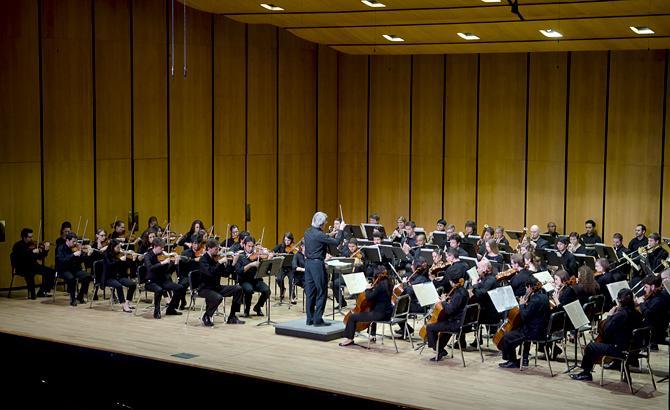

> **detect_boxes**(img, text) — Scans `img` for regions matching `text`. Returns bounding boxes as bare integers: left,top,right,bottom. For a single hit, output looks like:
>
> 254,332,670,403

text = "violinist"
550,270,578,309
223,224,239,248
11,228,55,299
55,233,92,306
332,239,364,310
339,266,393,347
573,265,600,305
468,259,500,347
55,221,72,249
198,239,246,326
635,273,670,347
570,288,643,381
137,228,159,255
556,237,577,277
147,216,161,231
483,240,504,265
230,230,249,253
395,257,431,337
430,248,468,294
85,229,108,269
110,220,127,241
389,216,407,243
423,276,469,361
498,277,550,369
143,238,184,319
447,235,468,258
102,239,136,313
493,226,509,247
509,253,532,297
234,236,271,317
273,232,296,302
595,258,623,309
290,242,306,305
178,233,205,310
177,219,205,249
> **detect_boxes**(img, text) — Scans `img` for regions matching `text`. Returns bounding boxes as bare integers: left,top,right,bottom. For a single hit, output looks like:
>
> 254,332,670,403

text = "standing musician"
332,238,364,310
493,226,509,247
234,236,272,318
556,237,578,277
509,254,532,297
177,219,205,249
395,257,431,336
447,234,468,258
55,233,92,306
290,242,306,305
143,238,184,319
423,276,469,361
498,277,550,368
339,267,393,347
102,239,136,313
223,224,240,248
430,248,468,294
12,228,55,299
628,224,648,253
469,258,500,346
198,239,246,326
635,273,670,347
528,225,549,250
273,232,296,303
545,222,559,239
570,288,643,381
304,212,344,327
178,233,205,310
55,221,72,249
568,232,586,255
389,216,407,243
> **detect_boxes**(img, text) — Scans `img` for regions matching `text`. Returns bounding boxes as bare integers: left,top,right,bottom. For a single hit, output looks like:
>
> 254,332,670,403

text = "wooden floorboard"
0,289,667,409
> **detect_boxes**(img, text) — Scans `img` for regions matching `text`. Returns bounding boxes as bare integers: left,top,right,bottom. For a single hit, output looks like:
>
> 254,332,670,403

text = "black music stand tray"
254,257,283,326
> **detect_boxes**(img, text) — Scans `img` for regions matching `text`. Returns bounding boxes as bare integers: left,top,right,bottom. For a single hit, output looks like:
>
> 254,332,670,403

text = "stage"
0,290,667,409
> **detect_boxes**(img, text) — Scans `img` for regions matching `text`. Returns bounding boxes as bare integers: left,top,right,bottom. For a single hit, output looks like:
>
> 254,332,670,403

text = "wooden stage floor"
0,290,667,409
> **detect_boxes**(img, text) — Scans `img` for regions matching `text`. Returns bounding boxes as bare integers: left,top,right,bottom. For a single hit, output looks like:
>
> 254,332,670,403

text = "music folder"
488,286,519,313
533,271,555,292
413,282,440,307
595,243,618,263
420,248,435,264
540,234,557,246
563,300,590,331
606,280,629,301
574,254,596,270
342,272,368,295
280,253,294,268
344,224,365,240
460,256,478,269
544,249,562,268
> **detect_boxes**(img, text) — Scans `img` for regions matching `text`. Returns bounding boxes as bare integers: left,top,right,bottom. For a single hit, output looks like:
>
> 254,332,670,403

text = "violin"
194,242,207,258
496,267,517,282
157,252,180,263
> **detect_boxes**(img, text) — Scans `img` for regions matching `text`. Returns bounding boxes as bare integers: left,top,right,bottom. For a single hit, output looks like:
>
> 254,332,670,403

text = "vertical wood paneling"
317,45,338,222
477,53,527,230
663,57,670,237
169,5,212,233
337,54,368,225
526,52,567,232
95,0,131,231
214,16,246,237
246,25,277,244
42,0,95,241
133,0,167,229
605,50,665,238
0,1,41,288
565,51,607,235
411,55,444,229
278,31,316,241
368,55,411,228
444,54,478,229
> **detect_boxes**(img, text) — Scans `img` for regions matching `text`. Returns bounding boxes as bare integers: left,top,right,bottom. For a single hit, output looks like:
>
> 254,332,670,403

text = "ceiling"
184,0,670,54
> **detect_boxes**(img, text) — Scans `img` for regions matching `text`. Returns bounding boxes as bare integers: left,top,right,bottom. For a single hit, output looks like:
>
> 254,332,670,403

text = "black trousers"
343,311,386,340
177,276,189,306
331,272,346,306
240,280,270,313
146,279,185,312
19,264,55,298
276,267,294,298
199,285,244,317
105,277,136,303
580,342,622,372
501,330,531,362
60,270,91,302
426,321,460,352
305,259,327,324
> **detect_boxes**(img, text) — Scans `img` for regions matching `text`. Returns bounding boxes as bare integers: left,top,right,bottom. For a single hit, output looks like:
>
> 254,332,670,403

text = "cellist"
423,276,469,362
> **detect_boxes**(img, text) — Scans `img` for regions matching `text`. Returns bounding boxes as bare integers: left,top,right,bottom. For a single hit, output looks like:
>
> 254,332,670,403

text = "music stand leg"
257,274,276,327
564,331,580,373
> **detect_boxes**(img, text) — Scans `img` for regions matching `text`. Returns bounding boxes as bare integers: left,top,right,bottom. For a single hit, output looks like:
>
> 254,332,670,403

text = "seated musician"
509,254,532,297
147,216,161,231
339,267,393,347
528,225,549,250
447,234,468,258
12,228,55,299
401,221,418,252
423,276,469,361
645,233,668,273
494,226,509,247
556,237,578,277
395,257,430,336
611,233,630,281
551,269,578,309
290,242,306,304
55,221,72,249
364,231,386,279
389,216,407,243
468,258,500,346
635,273,670,348
567,231,586,255
580,219,603,248
498,277,550,368
229,230,249,253
102,239,136,313
87,229,109,302
570,288,643,381
223,224,239,248
177,219,205,249
333,238,364,309
234,236,271,317
628,224,648,253
143,238,184,319
477,226,494,257
178,232,205,310
55,233,92,306
137,228,158,255
595,258,624,309
574,265,600,305
430,248,468,294
545,222,559,239
110,220,127,242
403,233,427,273
463,220,477,238
273,232,296,302
198,239,246,326
483,240,504,265
368,213,380,225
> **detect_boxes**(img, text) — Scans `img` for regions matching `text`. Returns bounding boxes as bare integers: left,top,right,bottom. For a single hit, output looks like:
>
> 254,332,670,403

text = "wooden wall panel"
337,54,368,225
664,56,670,238
317,45,338,222
246,25,277,243
444,54,478,230
0,1,41,288
411,55,444,229
42,0,95,242
526,52,567,233
565,51,607,235
95,0,131,231
214,16,246,237
605,50,665,238
368,55,411,229
477,53,527,231
278,30,316,241
133,0,167,230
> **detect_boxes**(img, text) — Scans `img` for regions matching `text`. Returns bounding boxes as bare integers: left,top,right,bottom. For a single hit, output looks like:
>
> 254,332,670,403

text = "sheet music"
341,272,368,294
413,282,440,307
606,280,630,301
533,271,555,292
563,300,590,330
466,266,478,282
488,286,519,313
663,279,670,294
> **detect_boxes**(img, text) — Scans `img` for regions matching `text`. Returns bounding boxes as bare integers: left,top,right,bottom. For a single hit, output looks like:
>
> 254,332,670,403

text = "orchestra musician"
427,218,446,245
147,216,161,231
551,269,578,309
528,225,549,250
447,234,468,258
477,226,494,257
110,220,127,242
177,219,205,249
580,219,603,247
545,222,559,239
423,275,469,361
498,277,550,369
198,239,246,326
595,258,623,309
644,233,668,272
143,238,184,319
235,236,272,318
573,265,600,305
570,288,643,381
483,240,504,265
567,231,586,255
368,213,380,225
463,220,477,238
290,242,306,305
445,224,457,239
556,237,578,277
224,224,240,248
635,273,670,347
102,239,136,313
611,232,630,279
137,228,159,255
55,221,72,249
493,226,509,247
273,232,296,303
509,254,532,297
468,259,500,347
364,231,386,279
229,230,249,253
401,221,418,251
332,238,364,310
628,224,648,252
395,257,431,337
178,233,205,310
430,248,468,294
12,228,55,299
389,216,407,243
55,233,92,306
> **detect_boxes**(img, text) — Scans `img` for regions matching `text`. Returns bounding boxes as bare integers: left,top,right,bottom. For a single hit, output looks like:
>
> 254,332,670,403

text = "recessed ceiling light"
260,3,284,11
630,26,655,35
457,32,480,40
540,29,563,38
382,34,405,42
481,0,502,3
362,0,386,7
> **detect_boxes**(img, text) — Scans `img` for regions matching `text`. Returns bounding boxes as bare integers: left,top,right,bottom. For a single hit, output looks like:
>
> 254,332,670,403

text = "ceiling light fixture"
260,3,284,11
457,32,480,40
382,34,405,42
630,26,654,35
361,0,386,7
539,29,563,38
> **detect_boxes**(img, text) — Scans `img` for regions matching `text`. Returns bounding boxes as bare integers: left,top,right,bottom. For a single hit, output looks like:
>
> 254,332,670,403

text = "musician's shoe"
499,360,520,368
551,346,563,360
290,298,298,305
602,362,618,370
36,291,52,298
521,357,529,367
202,315,214,327
430,350,448,362
243,310,251,318
70,299,78,307
153,310,161,319
334,302,347,309
570,371,593,381
313,321,331,327
165,308,182,316
179,302,188,310
306,319,313,326
253,307,264,316
227,315,245,325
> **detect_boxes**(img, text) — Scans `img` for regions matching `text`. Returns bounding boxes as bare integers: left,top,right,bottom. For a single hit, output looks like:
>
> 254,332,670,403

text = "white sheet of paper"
326,259,351,268
488,286,519,313
466,266,478,282
341,272,368,294
533,271,555,292
413,282,440,307
564,300,590,330
663,279,670,294
606,280,630,301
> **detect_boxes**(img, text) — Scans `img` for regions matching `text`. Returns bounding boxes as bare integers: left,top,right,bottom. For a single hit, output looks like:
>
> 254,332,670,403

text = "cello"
492,280,542,350
419,278,465,341
343,270,390,332
392,260,427,305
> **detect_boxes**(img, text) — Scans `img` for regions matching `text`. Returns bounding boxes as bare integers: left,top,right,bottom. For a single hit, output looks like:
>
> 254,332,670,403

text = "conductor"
304,212,344,326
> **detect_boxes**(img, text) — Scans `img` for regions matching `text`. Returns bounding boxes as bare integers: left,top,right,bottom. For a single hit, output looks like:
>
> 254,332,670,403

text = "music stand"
506,230,524,241
431,232,448,248
460,256,478,269
540,234,557,247
563,300,591,372
254,256,283,326
326,258,354,318
420,248,435,265
461,241,477,258
595,243,618,264
362,223,386,239
327,242,340,257
574,254,596,270
361,246,382,264
544,250,562,269
344,224,365,240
